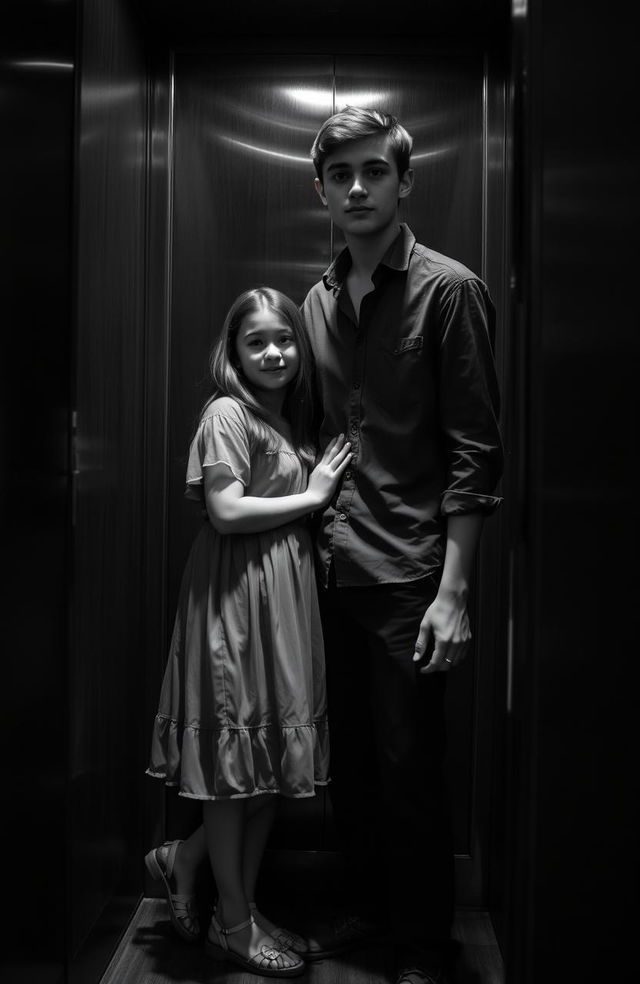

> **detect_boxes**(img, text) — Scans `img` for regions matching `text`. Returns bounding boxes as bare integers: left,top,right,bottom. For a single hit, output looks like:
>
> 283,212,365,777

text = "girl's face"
235,306,300,396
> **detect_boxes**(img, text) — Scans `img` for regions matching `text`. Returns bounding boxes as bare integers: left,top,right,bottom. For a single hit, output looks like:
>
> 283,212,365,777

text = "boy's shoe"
397,966,450,984
305,911,386,959
248,901,310,957
144,839,200,942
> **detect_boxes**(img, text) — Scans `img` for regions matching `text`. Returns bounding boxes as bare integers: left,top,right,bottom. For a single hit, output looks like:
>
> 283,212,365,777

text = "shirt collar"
322,223,416,290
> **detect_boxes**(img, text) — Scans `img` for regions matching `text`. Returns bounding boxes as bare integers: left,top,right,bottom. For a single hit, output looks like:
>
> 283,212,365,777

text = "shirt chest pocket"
392,336,424,356
374,335,427,410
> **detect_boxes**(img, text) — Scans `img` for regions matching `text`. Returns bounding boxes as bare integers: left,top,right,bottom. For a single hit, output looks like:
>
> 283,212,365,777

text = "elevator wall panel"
334,55,484,272
168,54,334,612
505,4,640,980
2,2,76,980
143,48,174,887
71,0,148,978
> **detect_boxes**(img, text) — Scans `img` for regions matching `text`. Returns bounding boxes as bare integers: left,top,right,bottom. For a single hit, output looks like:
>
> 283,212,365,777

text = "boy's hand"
412,589,472,674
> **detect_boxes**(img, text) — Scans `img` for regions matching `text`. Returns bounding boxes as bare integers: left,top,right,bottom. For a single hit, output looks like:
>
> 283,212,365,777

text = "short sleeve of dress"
185,401,251,501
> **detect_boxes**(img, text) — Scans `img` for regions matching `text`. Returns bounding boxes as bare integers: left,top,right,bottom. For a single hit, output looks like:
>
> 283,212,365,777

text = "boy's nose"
348,177,367,197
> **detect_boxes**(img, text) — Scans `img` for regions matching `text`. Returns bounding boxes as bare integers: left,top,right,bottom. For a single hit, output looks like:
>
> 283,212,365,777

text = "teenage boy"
302,107,503,984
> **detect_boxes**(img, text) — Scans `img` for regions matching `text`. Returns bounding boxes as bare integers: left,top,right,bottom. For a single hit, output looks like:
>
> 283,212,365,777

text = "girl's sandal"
206,911,305,978
249,901,310,956
144,840,200,943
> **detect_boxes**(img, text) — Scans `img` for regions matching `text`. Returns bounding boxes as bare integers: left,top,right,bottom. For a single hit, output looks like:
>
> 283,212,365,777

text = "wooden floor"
100,898,503,984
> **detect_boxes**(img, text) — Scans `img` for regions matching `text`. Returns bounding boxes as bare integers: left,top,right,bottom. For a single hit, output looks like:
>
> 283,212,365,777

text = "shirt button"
339,513,347,521
350,423,357,434
353,382,361,390
345,471,352,480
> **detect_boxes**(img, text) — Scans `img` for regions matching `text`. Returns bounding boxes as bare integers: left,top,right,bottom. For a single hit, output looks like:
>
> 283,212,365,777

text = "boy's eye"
368,167,385,177
331,171,349,182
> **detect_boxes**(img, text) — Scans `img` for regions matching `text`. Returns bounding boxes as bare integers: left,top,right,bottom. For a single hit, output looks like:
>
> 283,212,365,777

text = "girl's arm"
204,435,352,535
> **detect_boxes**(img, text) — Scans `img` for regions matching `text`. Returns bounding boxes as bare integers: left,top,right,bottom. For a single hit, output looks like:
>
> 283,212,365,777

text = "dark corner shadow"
131,919,213,983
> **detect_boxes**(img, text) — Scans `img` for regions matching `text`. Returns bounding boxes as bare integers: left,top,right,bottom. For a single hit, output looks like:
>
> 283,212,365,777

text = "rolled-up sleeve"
437,278,504,516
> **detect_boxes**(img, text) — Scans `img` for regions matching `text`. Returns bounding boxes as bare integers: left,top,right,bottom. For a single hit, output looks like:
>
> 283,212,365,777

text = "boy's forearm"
437,513,484,599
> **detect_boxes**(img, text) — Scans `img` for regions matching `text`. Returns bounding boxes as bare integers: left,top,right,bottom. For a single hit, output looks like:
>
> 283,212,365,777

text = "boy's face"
314,135,413,239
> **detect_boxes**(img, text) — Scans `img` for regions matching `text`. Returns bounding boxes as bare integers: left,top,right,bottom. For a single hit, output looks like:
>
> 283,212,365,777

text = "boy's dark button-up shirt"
302,223,504,589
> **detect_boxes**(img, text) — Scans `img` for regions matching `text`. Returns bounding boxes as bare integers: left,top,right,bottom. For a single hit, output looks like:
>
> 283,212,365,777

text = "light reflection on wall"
203,89,324,136
206,80,457,182
280,85,389,111
279,86,333,111
218,134,312,166
205,82,460,171
411,148,452,163
218,132,452,168
7,59,73,70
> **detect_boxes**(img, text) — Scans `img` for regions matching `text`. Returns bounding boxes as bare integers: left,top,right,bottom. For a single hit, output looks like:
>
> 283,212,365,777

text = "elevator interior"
152,1,510,947
5,1,638,983
162,36,509,876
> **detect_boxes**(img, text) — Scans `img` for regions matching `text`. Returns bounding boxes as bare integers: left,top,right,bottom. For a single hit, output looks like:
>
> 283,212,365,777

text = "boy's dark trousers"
318,566,455,972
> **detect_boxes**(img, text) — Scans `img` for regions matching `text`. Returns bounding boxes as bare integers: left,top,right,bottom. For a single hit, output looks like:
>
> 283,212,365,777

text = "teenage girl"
145,287,351,977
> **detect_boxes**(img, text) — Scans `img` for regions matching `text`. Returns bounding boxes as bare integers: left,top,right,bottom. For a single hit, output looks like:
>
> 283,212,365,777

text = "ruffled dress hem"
144,773,329,801
147,712,330,801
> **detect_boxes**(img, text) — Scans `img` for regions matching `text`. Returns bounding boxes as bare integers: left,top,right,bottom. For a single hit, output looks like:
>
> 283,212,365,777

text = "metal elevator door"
164,49,507,906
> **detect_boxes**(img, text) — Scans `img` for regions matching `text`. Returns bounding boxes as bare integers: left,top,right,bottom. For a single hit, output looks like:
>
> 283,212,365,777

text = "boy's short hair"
310,106,413,181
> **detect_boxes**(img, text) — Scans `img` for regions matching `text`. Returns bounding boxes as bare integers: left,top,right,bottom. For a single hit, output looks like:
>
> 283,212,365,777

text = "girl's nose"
265,342,284,360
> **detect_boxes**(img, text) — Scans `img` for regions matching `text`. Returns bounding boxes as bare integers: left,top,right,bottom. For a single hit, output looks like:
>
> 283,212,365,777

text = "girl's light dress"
147,396,329,800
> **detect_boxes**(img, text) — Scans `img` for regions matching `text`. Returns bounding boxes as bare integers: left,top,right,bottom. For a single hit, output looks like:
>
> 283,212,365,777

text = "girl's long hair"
200,287,318,467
